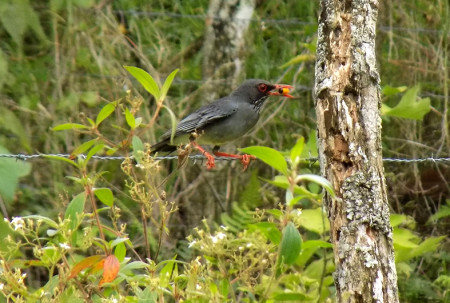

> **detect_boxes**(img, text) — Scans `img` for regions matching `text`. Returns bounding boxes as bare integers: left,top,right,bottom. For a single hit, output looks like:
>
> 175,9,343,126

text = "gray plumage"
151,79,278,153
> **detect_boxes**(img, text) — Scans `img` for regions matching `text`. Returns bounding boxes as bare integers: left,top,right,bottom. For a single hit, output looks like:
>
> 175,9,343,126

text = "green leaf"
0,146,31,202
0,107,31,152
124,108,135,129
85,144,104,162
52,123,90,131
290,137,304,167
132,135,145,163
301,240,333,249
382,85,407,96
96,102,116,126
248,222,281,244
241,146,288,175
393,227,420,249
428,201,450,222
301,129,318,159
114,242,126,262
295,174,335,197
382,85,431,120
271,292,308,301
71,139,97,157
110,237,129,248
160,69,179,101
162,105,178,144
22,215,59,229
279,53,316,69
279,222,302,265
124,66,160,100
298,208,329,234
44,155,79,168
64,192,86,231
390,214,407,227
94,188,114,207
263,175,321,199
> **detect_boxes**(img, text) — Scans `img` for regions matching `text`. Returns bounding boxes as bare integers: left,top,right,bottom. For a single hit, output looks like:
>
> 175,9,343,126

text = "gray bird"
151,79,294,169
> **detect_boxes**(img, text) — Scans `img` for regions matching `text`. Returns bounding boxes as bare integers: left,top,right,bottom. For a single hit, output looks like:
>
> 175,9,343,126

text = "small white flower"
220,225,228,230
0,283,4,290
11,217,25,231
196,284,201,290
135,164,145,169
59,243,71,250
216,232,226,240
188,240,197,248
239,246,244,251
112,298,118,303
246,243,253,248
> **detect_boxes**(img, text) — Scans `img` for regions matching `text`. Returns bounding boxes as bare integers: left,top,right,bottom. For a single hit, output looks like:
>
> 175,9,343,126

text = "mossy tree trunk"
314,0,399,302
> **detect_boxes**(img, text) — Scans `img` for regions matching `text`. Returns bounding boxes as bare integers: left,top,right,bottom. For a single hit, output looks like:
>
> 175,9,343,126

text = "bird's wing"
160,97,238,140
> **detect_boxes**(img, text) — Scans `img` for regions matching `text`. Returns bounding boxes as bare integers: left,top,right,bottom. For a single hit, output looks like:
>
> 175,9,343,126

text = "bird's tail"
150,139,177,155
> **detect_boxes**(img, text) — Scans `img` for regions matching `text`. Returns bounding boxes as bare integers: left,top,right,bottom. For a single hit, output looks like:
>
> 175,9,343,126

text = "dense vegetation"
0,0,448,302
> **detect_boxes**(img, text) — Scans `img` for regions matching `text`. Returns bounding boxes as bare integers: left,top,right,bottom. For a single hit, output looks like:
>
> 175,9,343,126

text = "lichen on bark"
314,0,399,302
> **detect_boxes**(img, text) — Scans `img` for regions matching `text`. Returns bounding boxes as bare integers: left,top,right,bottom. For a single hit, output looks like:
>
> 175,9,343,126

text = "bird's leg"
189,134,216,169
212,146,256,171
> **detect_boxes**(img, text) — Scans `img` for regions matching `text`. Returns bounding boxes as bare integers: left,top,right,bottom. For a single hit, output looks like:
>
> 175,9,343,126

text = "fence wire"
1,153,449,164
113,9,447,35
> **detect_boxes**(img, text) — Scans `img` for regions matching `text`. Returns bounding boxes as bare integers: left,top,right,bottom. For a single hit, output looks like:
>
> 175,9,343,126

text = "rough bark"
314,0,399,302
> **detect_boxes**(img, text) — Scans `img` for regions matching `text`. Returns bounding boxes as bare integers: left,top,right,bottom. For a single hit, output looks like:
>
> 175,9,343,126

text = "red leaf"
69,255,104,279
99,255,120,287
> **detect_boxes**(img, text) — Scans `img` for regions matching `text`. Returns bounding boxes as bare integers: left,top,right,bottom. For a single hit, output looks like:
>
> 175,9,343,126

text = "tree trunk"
202,0,255,99
314,0,399,302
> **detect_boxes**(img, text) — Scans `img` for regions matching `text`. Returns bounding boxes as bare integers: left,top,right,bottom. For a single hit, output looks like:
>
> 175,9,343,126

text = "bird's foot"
240,154,256,171
191,141,216,169
205,153,216,169
213,150,256,171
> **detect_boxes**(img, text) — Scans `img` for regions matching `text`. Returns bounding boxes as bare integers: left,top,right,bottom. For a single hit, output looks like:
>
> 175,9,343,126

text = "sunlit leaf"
382,85,407,96
94,188,114,207
241,146,288,176
124,66,160,100
71,139,97,157
85,144,104,162
52,123,90,131
382,85,431,120
96,102,116,126
160,69,179,101
290,137,304,167
124,108,135,129
295,174,335,197
114,242,126,262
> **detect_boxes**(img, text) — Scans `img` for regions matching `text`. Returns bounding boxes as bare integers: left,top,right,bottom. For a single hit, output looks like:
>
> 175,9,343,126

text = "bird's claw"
240,154,256,171
205,154,216,169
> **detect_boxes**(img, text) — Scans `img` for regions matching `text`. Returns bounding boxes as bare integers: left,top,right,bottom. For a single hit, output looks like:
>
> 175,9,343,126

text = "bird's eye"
258,83,268,92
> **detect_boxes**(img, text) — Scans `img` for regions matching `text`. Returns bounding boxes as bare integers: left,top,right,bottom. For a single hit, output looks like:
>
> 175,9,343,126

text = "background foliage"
0,0,448,302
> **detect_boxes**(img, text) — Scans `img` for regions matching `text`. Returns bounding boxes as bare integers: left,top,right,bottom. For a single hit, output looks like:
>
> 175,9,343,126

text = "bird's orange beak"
268,84,295,98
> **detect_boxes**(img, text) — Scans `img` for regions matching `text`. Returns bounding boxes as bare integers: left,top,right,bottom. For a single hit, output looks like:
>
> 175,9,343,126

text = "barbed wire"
1,153,449,164
113,9,447,35
71,73,448,100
